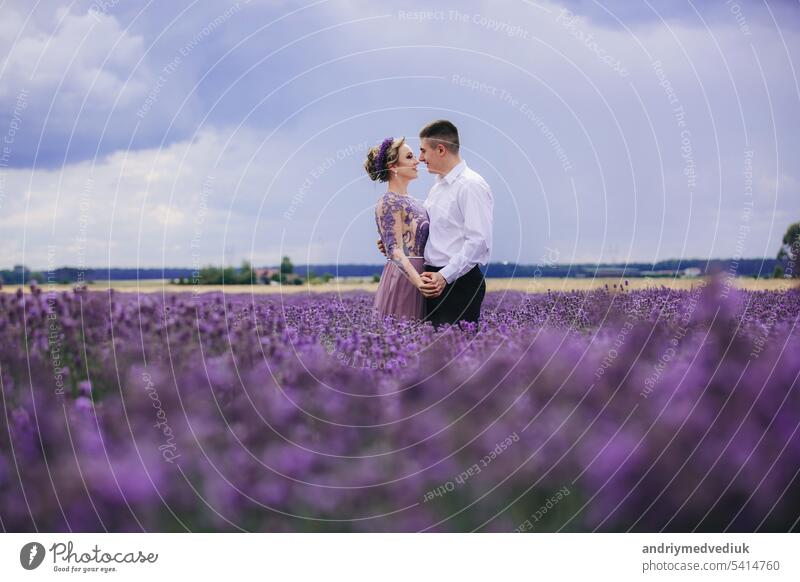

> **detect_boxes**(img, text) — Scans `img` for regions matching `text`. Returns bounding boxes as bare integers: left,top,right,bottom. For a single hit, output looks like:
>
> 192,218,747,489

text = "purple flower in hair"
374,137,394,177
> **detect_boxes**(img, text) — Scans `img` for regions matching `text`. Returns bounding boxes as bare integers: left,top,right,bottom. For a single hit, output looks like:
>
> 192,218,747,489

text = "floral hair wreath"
374,137,394,178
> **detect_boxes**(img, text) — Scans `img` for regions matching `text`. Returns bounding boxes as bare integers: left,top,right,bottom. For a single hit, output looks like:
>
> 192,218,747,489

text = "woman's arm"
376,196,424,289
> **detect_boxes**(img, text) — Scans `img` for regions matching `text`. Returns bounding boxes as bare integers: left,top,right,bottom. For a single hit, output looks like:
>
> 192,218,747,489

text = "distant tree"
280,256,294,275
777,222,800,278
199,265,223,284
221,266,237,284
197,264,253,285
773,264,785,279
237,260,255,284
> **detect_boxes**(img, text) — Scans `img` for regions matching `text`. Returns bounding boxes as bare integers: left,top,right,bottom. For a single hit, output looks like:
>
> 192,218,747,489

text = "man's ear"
437,143,446,156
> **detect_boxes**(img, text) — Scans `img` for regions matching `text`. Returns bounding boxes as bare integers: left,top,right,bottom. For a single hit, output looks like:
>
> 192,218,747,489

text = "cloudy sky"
1,0,798,270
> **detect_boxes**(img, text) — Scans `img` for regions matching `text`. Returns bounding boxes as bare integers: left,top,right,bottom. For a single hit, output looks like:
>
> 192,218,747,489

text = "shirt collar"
438,159,467,185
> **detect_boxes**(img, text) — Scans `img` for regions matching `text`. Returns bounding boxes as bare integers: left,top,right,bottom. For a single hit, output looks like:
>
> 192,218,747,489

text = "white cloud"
0,0,797,269
0,125,304,268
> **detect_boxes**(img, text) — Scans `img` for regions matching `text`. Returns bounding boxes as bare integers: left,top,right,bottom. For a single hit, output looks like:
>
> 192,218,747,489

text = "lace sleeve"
375,194,405,262
374,194,423,289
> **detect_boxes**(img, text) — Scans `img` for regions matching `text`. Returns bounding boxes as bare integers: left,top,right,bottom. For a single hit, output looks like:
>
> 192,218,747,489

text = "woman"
364,137,430,320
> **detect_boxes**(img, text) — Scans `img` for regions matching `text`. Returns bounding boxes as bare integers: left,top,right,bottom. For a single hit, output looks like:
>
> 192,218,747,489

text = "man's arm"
438,181,493,283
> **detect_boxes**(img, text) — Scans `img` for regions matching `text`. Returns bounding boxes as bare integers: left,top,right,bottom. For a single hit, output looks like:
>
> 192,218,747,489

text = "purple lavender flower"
0,280,797,531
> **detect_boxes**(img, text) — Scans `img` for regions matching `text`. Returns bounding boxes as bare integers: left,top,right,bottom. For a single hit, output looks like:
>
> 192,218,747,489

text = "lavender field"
1,277,798,532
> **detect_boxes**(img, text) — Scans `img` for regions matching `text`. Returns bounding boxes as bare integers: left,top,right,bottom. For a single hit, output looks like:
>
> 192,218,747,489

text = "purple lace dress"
373,192,430,320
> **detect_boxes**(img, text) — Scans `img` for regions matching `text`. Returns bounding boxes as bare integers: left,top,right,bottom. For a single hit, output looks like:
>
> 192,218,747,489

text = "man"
379,120,494,327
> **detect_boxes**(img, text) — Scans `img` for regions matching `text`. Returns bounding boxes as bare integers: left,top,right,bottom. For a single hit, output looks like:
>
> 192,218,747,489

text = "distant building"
254,267,279,284
284,273,302,284
253,268,304,285
683,267,702,277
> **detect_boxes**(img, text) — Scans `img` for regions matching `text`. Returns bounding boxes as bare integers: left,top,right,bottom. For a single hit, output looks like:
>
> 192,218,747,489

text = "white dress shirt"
423,160,493,283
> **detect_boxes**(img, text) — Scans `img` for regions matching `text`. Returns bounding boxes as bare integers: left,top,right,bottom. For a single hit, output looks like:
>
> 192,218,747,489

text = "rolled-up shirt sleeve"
439,182,493,283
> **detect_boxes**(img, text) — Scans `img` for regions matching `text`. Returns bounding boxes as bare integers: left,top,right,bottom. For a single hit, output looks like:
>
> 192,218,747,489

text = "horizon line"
6,256,779,272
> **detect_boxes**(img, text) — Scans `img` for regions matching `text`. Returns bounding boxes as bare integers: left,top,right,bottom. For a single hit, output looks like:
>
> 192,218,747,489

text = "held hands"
418,271,446,298
375,235,445,297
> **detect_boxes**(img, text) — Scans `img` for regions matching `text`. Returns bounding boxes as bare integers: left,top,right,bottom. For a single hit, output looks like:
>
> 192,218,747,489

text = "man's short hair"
419,119,460,154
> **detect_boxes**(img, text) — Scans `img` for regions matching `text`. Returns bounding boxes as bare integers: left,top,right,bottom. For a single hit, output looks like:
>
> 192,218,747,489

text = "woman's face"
389,143,419,180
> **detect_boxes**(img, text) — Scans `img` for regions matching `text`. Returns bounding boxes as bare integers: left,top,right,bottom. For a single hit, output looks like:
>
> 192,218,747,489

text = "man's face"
418,138,444,175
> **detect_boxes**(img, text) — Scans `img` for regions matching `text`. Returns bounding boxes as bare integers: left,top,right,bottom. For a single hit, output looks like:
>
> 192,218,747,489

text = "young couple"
364,120,494,327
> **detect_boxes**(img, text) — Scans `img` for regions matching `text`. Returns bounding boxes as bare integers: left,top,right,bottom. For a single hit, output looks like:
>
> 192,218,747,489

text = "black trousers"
423,265,486,327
